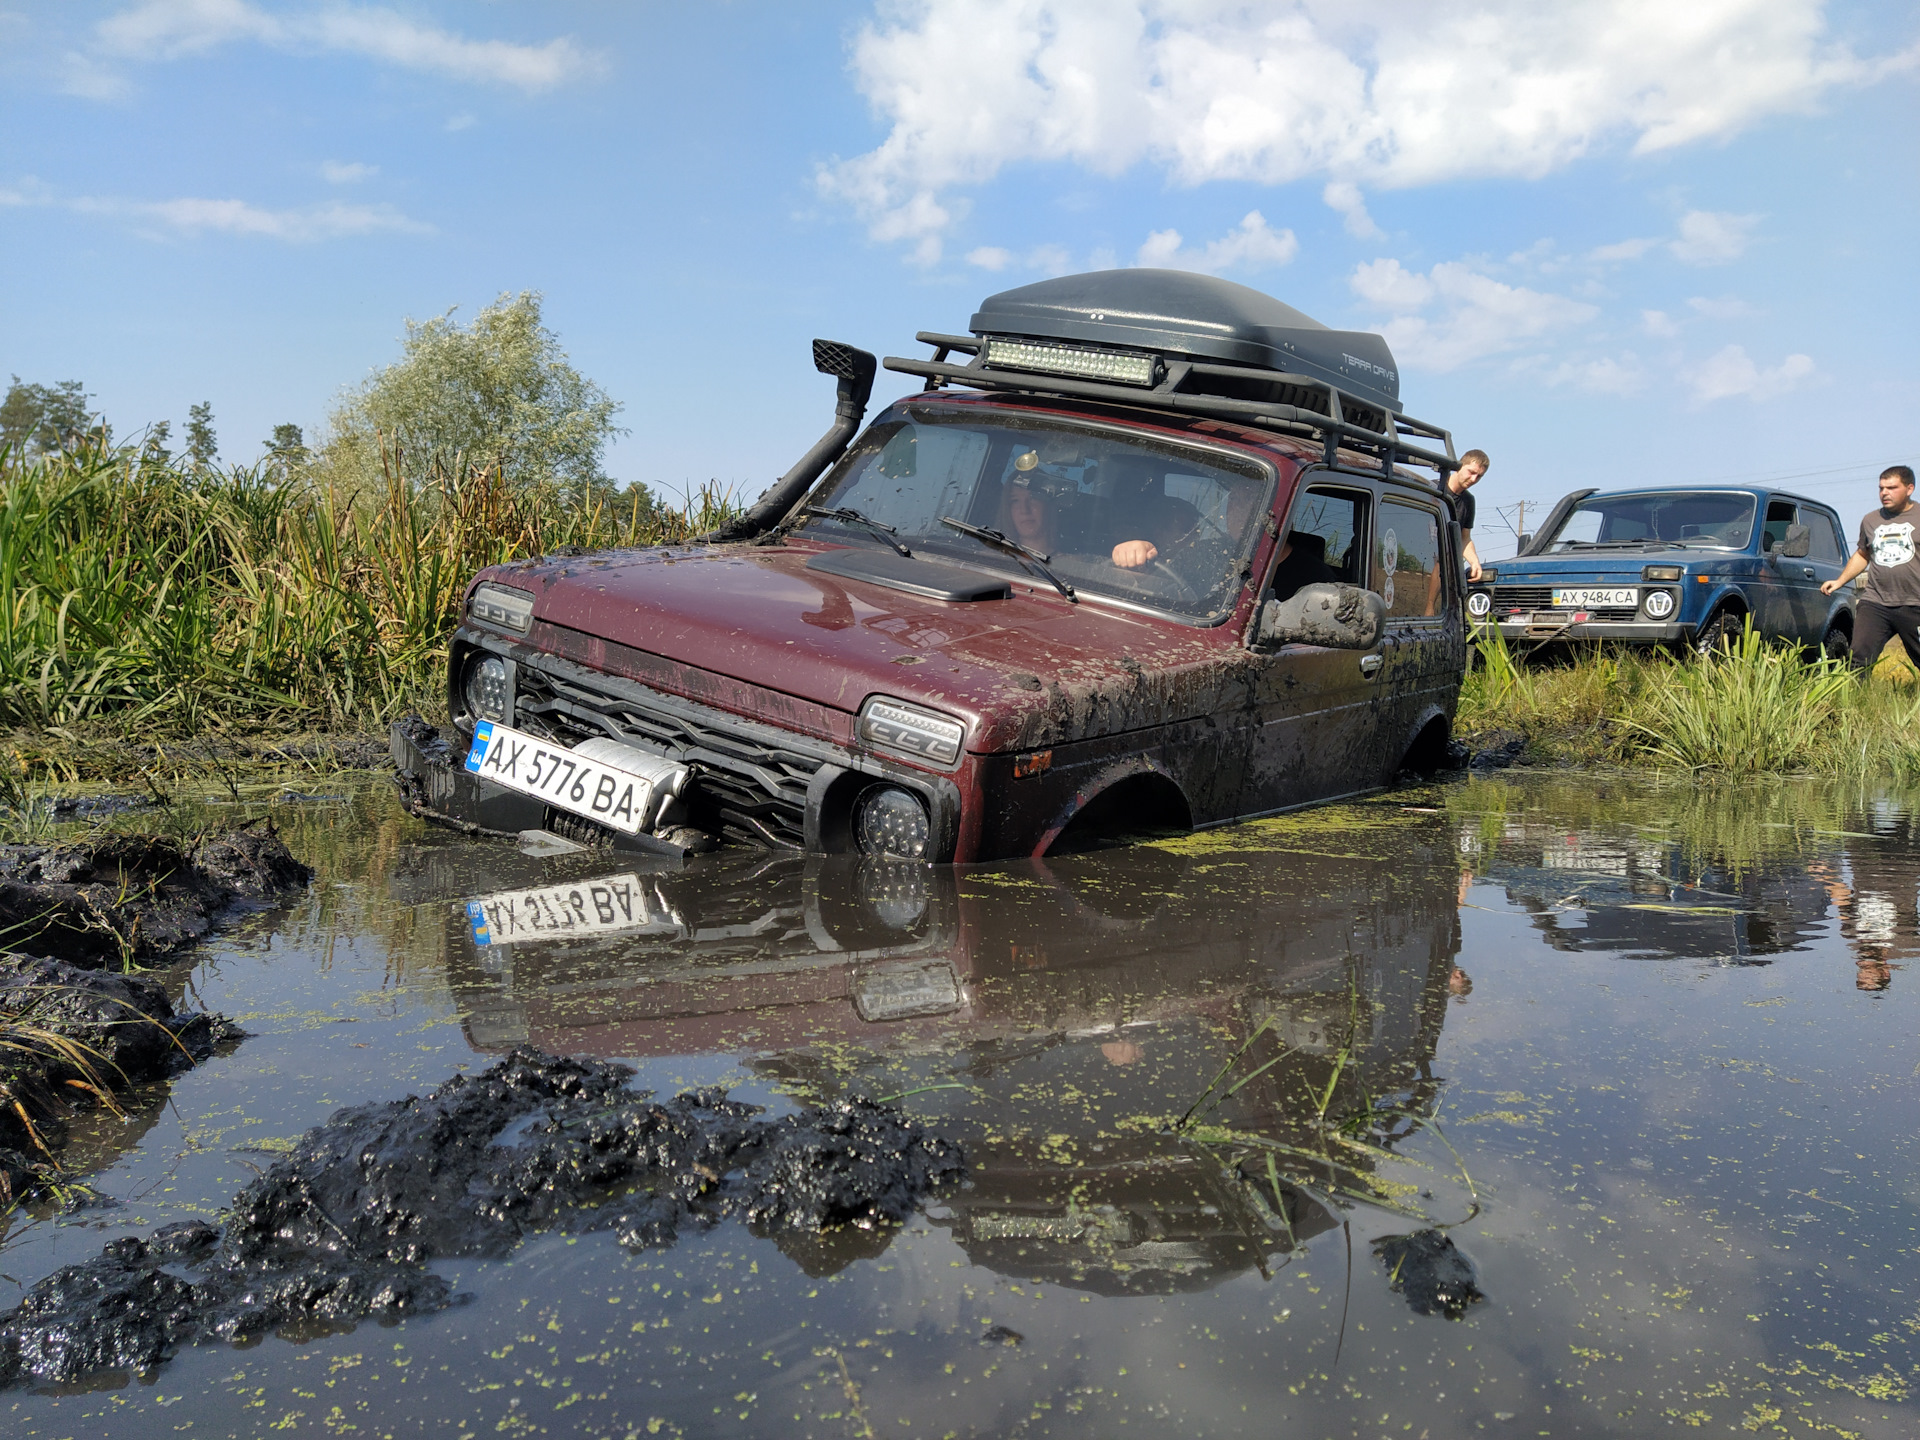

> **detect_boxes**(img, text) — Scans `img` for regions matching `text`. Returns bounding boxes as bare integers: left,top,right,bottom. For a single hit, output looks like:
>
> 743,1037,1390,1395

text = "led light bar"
859,697,966,770
468,583,534,633
982,338,1157,387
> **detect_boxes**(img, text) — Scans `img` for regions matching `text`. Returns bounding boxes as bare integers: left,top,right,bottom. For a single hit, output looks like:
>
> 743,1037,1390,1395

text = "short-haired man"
1822,465,1920,672
1446,449,1489,582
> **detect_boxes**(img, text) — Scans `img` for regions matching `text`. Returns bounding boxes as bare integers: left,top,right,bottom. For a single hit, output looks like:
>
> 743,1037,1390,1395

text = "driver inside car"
1105,460,1201,569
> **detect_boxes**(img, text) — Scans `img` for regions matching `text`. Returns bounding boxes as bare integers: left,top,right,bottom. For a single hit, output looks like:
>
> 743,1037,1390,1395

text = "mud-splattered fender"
1031,754,1190,857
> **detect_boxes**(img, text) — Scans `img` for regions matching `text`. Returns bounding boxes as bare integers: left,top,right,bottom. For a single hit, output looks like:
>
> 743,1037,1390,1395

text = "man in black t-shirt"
1445,449,1488,582
1822,464,1920,672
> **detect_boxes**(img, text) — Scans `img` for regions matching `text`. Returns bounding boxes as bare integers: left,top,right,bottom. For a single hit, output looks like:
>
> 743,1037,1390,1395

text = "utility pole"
1495,500,1541,554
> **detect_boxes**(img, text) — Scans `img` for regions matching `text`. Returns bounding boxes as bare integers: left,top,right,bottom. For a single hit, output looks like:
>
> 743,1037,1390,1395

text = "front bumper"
398,633,965,859
1488,616,1690,643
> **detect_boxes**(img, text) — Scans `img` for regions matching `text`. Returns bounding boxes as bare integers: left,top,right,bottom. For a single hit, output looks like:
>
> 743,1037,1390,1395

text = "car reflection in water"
392,825,1468,1295
1460,822,1834,963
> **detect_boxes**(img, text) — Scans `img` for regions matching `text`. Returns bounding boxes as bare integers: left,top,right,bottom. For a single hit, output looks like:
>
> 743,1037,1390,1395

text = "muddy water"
4,773,1918,1437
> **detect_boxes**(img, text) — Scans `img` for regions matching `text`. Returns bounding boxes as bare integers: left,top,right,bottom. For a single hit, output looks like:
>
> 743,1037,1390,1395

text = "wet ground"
2,771,1917,1437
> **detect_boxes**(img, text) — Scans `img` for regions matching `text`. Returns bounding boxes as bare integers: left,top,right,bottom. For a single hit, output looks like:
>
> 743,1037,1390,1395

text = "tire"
1821,620,1851,663
1692,607,1741,657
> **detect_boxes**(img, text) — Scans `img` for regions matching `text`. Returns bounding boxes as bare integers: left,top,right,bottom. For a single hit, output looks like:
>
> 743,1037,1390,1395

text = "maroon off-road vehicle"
392,269,1467,862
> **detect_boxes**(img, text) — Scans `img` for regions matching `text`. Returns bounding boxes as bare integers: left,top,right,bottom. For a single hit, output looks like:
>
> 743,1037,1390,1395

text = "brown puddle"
3,772,1918,1437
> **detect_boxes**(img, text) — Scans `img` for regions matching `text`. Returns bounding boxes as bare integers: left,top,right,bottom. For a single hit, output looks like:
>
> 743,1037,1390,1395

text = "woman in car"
999,452,1071,554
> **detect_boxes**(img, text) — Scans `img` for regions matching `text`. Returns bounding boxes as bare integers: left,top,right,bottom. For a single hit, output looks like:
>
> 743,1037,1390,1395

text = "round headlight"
463,655,509,723
859,860,930,929
854,786,931,860
1644,589,1676,619
1467,590,1492,617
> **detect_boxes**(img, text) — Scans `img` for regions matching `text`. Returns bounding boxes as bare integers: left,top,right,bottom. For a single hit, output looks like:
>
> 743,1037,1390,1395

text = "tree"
143,420,173,465
185,401,218,469
322,291,627,501
264,423,307,480
0,377,92,456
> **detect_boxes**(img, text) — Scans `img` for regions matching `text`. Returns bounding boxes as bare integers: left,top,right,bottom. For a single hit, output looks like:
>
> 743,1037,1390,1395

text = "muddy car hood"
483,543,1245,754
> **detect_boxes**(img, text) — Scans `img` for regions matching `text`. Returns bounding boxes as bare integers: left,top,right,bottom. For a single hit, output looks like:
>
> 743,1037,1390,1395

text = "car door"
1243,478,1385,810
1758,498,1817,640
1801,504,1850,642
1370,486,1455,780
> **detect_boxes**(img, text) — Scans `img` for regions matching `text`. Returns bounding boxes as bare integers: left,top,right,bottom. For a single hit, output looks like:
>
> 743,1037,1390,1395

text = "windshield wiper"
938,516,1076,601
804,505,911,558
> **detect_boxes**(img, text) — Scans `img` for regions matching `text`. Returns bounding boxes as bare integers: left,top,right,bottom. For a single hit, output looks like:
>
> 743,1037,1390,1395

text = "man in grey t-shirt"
1822,464,1920,671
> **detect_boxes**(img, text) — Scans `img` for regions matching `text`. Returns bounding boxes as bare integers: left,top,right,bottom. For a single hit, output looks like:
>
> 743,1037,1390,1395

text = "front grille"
1490,584,1640,619
513,662,828,849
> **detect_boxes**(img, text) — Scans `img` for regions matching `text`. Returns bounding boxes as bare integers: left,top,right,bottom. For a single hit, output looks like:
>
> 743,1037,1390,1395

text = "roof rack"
884,334,1457,479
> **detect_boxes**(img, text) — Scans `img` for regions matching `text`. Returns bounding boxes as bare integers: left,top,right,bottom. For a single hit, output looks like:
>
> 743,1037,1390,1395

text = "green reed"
1459,619,1920,779
0,440,739,736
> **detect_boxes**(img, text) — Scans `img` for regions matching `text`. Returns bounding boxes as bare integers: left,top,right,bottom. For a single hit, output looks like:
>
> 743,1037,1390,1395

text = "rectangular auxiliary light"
983,338,1157,387
859,697,966,770
469,583,534,633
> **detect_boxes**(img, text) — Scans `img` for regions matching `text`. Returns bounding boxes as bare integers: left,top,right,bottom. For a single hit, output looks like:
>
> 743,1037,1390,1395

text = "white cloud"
445,113,478,133
824,0,1902,255
1351,257,1436,310
1546,355,1645,395
7,182,428,241
1350,257,1598,371
320,160,378,184
1688,344,1815,405
1686,294,1757,319
1669,209,1760,264
1135,210,1298,273
127,197,427,240
966,242,1074,274
1322,180,1382,240
87,0,600,93
1589,236,1658,263
1641,308,1680,337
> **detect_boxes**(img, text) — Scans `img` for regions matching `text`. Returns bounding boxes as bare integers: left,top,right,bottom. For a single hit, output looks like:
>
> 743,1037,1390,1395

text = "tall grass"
0,440,738,734
1460,620,1920,779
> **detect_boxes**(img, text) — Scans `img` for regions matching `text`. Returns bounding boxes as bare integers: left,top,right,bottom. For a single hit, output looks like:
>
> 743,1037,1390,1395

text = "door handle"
1359,654,1384,677
1802,567,1816,579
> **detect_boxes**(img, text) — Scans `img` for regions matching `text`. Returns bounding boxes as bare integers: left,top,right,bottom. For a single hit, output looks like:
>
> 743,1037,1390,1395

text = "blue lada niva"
1468,486,1857,655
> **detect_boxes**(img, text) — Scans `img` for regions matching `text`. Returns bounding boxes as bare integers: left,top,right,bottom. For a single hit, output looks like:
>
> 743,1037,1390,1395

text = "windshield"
1541,490,1756,552
798,406,1275,620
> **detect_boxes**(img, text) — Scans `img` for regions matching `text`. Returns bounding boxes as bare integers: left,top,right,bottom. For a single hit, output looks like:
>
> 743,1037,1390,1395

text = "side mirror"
1778,523,1811,558
1516,532,1533,554
1259,583,1387,650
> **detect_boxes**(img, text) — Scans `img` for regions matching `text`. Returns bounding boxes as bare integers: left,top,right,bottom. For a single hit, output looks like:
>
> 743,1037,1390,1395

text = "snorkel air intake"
707,339,877,543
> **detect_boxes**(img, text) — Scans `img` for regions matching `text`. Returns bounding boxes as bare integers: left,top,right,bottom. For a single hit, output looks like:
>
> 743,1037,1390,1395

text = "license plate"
464,873,675,947
464,722,653,834
851,961,962,1022
1551,587,1637,608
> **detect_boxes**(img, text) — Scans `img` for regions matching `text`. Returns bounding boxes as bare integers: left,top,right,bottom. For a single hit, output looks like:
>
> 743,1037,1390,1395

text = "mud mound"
0,1048,965,1388
0,952,242,1197
0,824,310,968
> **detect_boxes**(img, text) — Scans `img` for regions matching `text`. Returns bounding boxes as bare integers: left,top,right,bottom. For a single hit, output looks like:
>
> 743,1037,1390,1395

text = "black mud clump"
1375,1229,1484,1319
0,823,310,968
0,951,243,1202
1468,731,1528,771
0,1048,965,1389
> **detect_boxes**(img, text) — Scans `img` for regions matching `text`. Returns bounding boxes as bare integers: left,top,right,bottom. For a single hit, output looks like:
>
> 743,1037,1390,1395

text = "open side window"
1266,484,1370,605
1762,499,1798,553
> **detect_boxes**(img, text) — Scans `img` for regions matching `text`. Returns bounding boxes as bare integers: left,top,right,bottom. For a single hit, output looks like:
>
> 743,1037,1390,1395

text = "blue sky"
2,1,1914,556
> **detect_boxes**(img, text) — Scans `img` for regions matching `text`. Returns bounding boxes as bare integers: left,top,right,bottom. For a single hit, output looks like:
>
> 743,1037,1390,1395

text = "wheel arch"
1036,759,1194,857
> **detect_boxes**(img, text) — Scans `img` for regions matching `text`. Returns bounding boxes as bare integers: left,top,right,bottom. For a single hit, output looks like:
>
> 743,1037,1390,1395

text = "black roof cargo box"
969,269,1401,417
